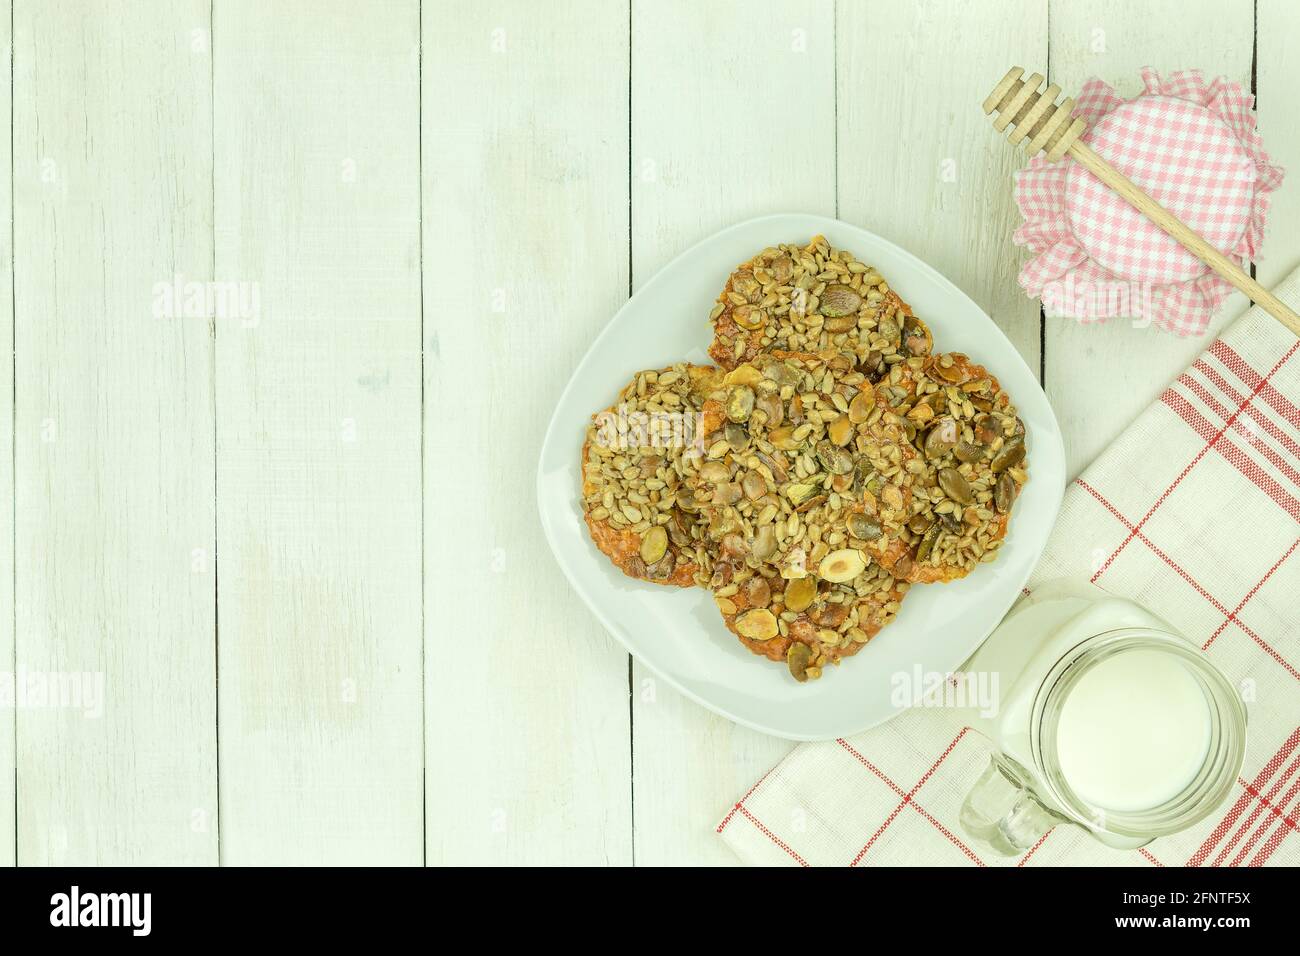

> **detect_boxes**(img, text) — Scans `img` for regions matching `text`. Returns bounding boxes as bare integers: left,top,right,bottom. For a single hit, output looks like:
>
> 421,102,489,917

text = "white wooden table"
0,0,1295,866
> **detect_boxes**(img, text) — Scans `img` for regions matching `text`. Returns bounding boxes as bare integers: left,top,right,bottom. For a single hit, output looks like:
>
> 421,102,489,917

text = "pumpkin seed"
991,434,1025,473
794,493,827,514
974,414,1001,446
938,467,973,505
828,413,853,447
901,315,932,357
713,482,742,505
726,385,755,423
848,389,873,424
768,425,799,450
732,304,766,331
784,575,817,612
846,512,882,540
787,642,812,682
924,417,959,459
916,522,941,562
724,421,748,452
953,439,985,464
815,440,854,475
699,461,729,483
853,457,876,491
995,472,1018,514
763,361,799,386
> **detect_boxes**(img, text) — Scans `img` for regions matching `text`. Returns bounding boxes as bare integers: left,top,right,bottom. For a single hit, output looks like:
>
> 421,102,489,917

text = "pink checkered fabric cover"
1015,68,1284,337
717,266,1300,866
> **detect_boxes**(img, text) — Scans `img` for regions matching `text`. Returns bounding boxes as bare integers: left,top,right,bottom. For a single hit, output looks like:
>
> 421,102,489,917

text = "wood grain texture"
1255,1,1300,292
423,1,634,865
1044,0,1254,476
837,0,1047,376
13,0,216,864
0,0,12,869
214,0,424,864
630,0,835,866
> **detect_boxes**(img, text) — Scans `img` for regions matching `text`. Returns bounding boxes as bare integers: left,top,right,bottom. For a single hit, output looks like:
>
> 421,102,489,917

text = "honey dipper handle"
1069,140,1300,337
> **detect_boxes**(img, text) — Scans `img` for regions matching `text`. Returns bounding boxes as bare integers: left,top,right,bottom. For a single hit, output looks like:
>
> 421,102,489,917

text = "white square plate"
538,213,1065,740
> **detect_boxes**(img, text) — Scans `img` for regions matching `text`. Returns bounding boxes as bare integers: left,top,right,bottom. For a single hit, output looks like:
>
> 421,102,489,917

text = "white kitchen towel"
717,265,1300,867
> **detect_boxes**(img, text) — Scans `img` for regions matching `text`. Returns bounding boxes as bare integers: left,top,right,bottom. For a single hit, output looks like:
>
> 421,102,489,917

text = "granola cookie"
707,235,933,376
869,352,1029,583
684,350,914,681
581,363,727,587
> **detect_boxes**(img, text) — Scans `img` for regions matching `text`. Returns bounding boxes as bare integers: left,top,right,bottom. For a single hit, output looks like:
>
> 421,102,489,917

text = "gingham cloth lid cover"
1014,68,1284,337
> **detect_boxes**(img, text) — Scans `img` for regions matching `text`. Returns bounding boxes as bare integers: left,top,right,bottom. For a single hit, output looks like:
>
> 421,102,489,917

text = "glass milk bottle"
954,579,1247,855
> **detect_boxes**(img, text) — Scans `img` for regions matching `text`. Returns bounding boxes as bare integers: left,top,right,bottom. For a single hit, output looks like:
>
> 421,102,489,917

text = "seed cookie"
576,238,1032,686
684,350,915,681
707,235,934,376
869,352,1030,583
581,363,727,587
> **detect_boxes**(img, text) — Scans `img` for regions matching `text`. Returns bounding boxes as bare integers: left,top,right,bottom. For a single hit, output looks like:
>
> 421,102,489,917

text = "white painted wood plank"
0,0,12,870
837,0,1047,376
1255,1,1300,291
1045,0,1254,476
214,0,424,865
424,1,633,865
631,0,836,867
13,0,216,864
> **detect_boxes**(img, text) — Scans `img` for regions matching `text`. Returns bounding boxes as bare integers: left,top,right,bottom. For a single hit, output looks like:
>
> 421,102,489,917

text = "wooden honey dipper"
983,67,1300,337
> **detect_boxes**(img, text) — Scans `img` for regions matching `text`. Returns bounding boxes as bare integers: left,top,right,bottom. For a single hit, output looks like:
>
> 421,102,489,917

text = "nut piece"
848,389,874,424
818,284,862,318
818,548,867,583
784,575,818,613
785,482,820,505
731,304,766,331
901,315,933,357
828,413,853,447
846,512,882,541
724,364,764,387
787,642,813,682
742,470,768,501
991,434,1026,473
815,440,854,475
639,526,668,565
736,608,778,641
924,417,959,460
725,385,755,423
995,471,1018,514
743,576,772,608
938,467,974,505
